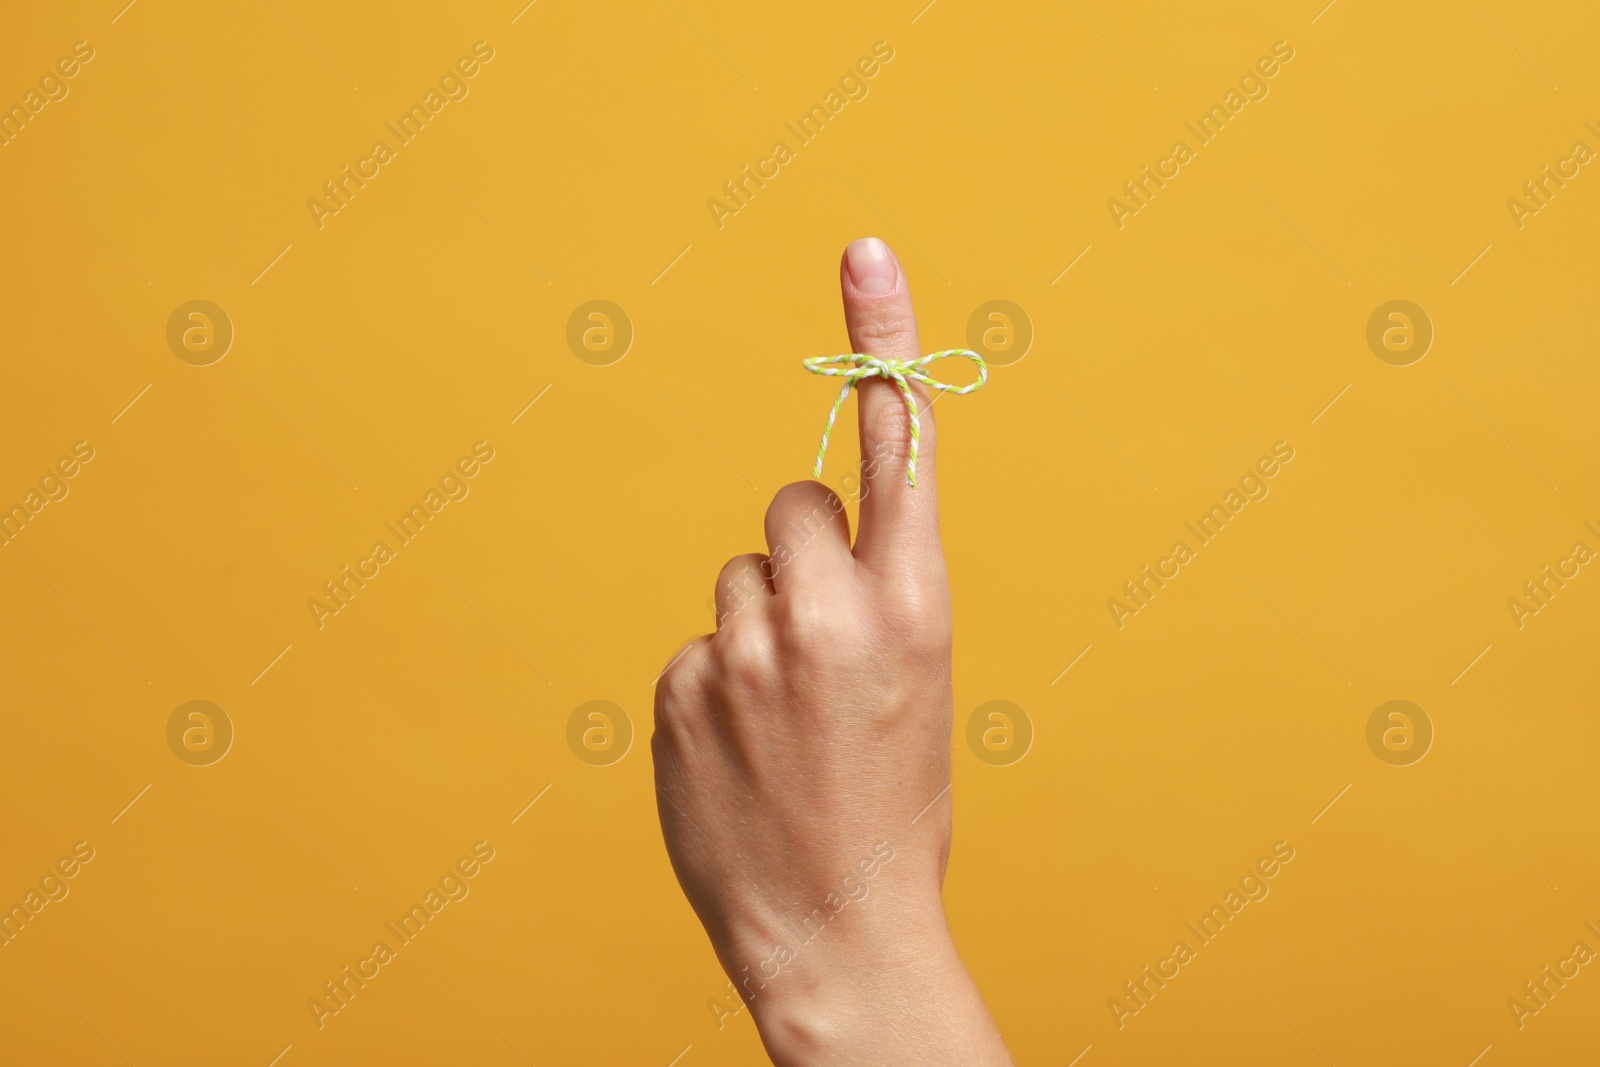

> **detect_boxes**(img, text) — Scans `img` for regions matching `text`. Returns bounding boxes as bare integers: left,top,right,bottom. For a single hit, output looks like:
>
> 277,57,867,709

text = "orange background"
1,1,1597,1064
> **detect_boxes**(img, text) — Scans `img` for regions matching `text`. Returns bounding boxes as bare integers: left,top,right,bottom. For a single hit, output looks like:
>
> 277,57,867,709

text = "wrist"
747,918,959,1065
734,896,1007,1066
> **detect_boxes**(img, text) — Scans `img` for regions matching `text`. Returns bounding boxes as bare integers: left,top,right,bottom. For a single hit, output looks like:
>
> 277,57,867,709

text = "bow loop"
802,349,988,487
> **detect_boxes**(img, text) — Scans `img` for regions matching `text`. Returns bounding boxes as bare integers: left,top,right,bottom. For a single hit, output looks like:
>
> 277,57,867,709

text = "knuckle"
866,403,914,461
852,311,915,349
863,397,934,465
770,588,841,655
654,639,707,709
654,671,705,744
652,690,686,741
875,582,951,651
712,619,776,689
908,614,953,655
714,557,770,627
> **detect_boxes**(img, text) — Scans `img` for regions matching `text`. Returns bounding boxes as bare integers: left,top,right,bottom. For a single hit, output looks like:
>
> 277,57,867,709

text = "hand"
652,237,1013,1065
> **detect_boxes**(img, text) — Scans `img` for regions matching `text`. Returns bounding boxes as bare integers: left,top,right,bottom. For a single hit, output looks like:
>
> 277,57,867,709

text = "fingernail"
845,237,896,295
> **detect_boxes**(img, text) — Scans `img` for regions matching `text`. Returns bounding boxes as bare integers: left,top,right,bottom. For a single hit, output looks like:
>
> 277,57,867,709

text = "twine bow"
803,349,987,487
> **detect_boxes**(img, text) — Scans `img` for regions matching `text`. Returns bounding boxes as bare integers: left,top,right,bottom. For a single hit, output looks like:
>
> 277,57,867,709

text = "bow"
803,349,987,487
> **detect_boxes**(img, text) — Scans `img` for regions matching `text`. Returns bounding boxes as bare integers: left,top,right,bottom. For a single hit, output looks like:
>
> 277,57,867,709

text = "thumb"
839,237,940,572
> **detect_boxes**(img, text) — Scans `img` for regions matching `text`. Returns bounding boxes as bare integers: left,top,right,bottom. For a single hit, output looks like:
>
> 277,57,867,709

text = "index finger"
838,237,941,572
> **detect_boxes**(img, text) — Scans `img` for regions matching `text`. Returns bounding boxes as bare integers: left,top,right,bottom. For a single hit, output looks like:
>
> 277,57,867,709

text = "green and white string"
803,349,988,487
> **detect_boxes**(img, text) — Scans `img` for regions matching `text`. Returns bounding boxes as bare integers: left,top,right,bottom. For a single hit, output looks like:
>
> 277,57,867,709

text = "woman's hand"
652,237,1012,1065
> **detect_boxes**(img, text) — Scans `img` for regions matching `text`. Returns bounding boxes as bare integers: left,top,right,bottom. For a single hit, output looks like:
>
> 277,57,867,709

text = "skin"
652,237,1014,1065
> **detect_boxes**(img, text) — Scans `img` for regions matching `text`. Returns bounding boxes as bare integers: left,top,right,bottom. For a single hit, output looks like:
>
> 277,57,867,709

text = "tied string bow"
803,349,987,487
